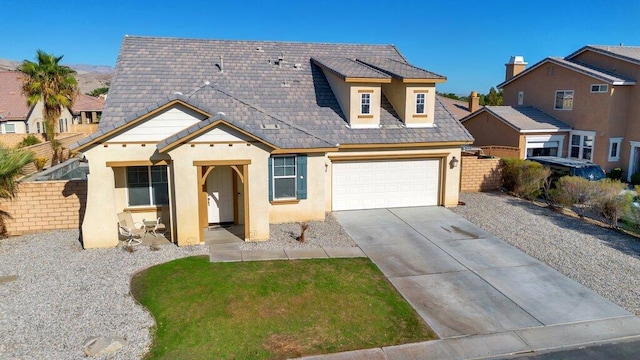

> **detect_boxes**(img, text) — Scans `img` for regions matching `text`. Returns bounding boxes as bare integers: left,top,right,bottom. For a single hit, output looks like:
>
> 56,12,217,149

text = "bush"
499,158,550,200
606,168,623,181
631,173,640,186
551,176,597,217
590,179,631,228
16,135,41,148
33,157,47,171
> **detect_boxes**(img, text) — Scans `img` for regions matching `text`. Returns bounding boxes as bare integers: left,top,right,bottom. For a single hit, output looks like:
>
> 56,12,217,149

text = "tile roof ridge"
188,85,335,146
384,57,446,78
122,35,395,48
312,57,391,78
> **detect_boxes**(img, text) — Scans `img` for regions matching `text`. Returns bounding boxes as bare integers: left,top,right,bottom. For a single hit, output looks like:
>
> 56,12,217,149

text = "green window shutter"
268,156,273,201
297,154,307,200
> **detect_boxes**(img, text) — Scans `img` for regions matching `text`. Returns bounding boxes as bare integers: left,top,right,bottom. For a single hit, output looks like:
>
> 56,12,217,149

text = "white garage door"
332,159,440,211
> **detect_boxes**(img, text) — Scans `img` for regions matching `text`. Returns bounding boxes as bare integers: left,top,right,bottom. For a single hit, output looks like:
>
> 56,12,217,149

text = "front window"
555,90,574,110
570,131,595,161
360,93,371,114
415,93,426,114
272,156,296,199
4,123,15,134
608,137,622,162
126,166,169,206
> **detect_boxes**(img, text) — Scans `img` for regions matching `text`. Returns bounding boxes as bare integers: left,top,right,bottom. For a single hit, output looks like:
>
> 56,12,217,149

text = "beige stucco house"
0,71,103,135
463,46,640,180
71,36,473,249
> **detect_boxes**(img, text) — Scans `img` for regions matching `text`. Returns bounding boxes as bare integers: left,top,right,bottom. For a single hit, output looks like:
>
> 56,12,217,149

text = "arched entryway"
196,160,250,242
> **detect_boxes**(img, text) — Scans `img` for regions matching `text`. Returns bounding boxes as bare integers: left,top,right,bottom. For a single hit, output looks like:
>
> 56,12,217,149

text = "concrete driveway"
333,207,640,359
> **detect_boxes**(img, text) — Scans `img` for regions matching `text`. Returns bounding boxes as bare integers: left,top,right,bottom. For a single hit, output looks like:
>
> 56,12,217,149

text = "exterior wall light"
449,156,459,169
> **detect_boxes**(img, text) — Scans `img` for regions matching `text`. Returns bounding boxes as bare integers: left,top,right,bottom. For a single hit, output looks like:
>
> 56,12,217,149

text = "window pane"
152,181,169,205
274,157,285,167
583,136,593,148
274,178,296,198
5,124,15,133
571,135,580,146
127,167,151,206
571,146,580,158
611,143,618,157
361,94,371,114
274,166,285,176
582,148,592,160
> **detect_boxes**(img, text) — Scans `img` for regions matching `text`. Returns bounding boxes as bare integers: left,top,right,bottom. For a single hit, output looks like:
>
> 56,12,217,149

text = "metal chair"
152,217,167,237
117,212,145,246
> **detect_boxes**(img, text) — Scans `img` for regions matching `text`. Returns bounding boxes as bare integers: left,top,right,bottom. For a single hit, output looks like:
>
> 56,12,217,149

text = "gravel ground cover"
451,191,640,316
0,217,356,360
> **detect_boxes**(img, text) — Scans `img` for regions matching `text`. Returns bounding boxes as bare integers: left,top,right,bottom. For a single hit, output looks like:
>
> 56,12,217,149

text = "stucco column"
81,158,118,248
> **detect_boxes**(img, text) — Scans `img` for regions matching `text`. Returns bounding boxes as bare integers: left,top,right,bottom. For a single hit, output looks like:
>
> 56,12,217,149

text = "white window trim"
590,84,608,93
125,166,168,207
554,90,574,110
272,155,297,200
415,93,426,114
525,135,564,158
569,130,596,161
608,137,622,162
360,93,371,115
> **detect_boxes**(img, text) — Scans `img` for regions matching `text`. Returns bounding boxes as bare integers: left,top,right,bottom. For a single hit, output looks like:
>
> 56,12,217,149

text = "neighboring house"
71,36,473,249
71,93,104,125
464,47,640,180
436,93,479,121
0,71,74,134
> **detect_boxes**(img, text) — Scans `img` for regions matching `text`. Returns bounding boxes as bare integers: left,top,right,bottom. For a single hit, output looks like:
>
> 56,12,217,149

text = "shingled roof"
461,106,571,133
0,71,30,121
94,36,472,149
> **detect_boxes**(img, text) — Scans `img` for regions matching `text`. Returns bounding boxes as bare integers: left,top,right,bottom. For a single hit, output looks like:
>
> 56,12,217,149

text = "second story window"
591,84,608,93
554,90,574,110
416,93,426,114
360,93,371,114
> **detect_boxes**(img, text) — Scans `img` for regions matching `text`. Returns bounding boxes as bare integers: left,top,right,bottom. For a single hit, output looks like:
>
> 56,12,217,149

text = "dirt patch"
263,333,304,359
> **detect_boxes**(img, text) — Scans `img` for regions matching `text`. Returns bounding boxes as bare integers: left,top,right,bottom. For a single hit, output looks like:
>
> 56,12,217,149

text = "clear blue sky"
4,0,639,95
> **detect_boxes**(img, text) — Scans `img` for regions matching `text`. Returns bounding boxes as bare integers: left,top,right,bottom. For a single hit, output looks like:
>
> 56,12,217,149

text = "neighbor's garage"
331,159,440,211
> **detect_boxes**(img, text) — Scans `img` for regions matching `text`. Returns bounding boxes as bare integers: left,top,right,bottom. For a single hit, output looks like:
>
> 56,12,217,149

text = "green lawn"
131,256,435,360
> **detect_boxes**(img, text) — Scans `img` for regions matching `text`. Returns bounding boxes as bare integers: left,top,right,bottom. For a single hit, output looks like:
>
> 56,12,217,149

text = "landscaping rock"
82,336,127,357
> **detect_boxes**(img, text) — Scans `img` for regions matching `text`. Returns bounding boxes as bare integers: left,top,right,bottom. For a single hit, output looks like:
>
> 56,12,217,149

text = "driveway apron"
334,207,636,343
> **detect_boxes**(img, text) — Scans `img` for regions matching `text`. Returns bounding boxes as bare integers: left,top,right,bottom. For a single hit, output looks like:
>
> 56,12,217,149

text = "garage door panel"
332,159,440,211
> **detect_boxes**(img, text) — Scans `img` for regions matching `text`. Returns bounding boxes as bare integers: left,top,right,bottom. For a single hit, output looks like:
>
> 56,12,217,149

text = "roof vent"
256,46,264,52
293,63,302,69
216,111,226,116
277,52,285,67
204,81,210,86
173,91,183,95
281,80,290,87
260,124,280,130
217,55,224,73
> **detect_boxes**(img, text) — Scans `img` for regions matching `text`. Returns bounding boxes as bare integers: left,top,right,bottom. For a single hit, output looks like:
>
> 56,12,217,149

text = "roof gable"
567,45,640,66
497,57,636,89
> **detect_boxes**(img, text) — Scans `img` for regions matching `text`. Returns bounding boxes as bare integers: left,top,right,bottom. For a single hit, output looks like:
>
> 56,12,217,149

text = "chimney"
505,56,527,81
469,91,480,113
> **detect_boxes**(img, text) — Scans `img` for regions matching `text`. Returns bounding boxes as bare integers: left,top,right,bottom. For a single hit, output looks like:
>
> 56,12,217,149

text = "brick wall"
20,134,87,175
0,134,46,148
460,156,502,192
2,180,87,236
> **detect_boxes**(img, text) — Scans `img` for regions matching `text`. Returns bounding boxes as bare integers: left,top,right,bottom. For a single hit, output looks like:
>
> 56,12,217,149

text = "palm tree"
18,50,78,165
0,145,33,236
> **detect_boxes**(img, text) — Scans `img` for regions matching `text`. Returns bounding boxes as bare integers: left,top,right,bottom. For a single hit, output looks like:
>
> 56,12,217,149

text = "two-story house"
0,71,103,135
461,46,640,180
70,36,473,248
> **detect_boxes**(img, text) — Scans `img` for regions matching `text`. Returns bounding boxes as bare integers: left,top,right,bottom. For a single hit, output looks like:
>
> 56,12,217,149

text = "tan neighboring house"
436,94,478,120
0,71,103,135
70,36,473,249
464,47,640,179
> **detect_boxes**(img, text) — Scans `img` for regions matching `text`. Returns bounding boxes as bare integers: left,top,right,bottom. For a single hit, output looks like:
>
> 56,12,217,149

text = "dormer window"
416,93,426,114
360,93,371,114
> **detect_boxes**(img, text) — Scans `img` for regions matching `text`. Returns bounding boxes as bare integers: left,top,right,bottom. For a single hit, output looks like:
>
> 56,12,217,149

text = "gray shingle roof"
88,36,471,149
569,45,640,65
498,56,636,89
311,57,391,80
462,106,571,132
357,57,446,80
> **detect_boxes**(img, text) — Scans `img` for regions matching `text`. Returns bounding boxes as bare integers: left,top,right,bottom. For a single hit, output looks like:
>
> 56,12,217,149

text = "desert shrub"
33,157,47,171
552,176,598,217
631,173,640,186
606,168,623,181
499,158,550,200
590,179,632,228
16,135,41,148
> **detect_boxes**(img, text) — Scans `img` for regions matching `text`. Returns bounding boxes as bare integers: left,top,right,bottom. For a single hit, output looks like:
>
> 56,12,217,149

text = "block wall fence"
460,156,502,192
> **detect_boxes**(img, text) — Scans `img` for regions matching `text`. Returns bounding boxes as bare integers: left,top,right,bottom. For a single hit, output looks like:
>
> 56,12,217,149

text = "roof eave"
345,77,392,83
520,128,572,134
402,78,446,84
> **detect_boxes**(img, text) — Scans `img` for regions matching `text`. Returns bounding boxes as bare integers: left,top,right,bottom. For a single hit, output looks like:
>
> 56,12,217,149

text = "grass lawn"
131,256,435,360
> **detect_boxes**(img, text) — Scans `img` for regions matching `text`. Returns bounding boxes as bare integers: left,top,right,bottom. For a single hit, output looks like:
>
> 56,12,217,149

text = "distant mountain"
0,57,113,95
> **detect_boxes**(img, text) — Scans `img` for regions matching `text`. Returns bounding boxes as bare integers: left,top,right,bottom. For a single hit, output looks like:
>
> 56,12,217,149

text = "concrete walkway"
325,207,640,360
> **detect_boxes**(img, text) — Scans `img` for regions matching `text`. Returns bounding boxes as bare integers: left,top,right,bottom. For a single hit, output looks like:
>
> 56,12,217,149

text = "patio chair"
117,212,145,246
151,217,167,237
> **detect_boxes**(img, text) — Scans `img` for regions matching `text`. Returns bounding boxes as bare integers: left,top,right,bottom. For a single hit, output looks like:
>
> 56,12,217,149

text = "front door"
207,166,234,224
